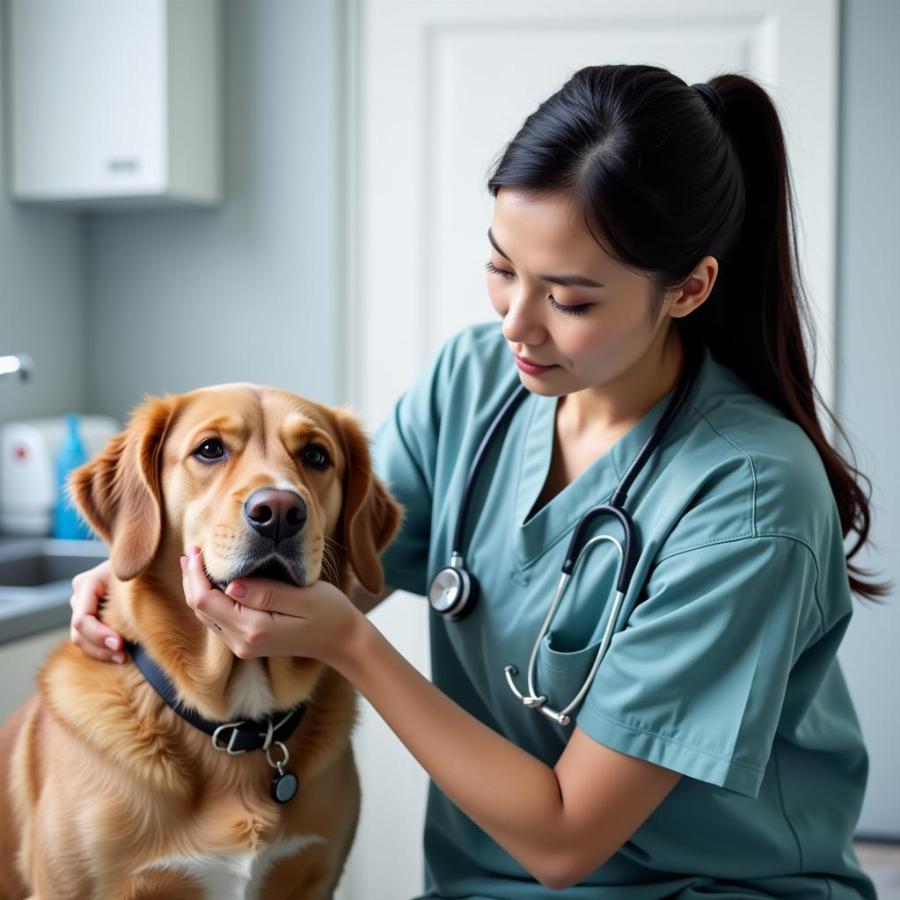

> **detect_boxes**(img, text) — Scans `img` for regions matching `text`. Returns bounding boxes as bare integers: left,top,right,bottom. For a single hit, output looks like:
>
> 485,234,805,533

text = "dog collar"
123,639,308,752
123,639,306,803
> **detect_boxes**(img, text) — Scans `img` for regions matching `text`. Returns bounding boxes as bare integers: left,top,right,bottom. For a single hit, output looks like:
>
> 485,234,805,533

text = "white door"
340,2,841,897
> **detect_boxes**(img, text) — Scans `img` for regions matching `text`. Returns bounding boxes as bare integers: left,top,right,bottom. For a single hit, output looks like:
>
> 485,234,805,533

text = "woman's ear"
67,394,182,581
332,407,404,594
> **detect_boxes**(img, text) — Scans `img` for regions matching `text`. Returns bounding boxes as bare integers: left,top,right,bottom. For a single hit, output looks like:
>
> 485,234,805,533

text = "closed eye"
486,261,593,317
485,260,515,280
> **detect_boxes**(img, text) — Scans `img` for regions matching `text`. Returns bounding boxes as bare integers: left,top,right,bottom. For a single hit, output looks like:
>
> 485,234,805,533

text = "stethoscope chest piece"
428,554,479,620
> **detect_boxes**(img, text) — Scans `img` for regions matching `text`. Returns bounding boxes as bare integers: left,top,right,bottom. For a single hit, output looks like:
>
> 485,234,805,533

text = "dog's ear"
67,394,182,581
332,407,403,594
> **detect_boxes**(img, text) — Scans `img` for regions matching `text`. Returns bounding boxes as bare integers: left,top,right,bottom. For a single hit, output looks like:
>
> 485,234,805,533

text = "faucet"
0,354,33,382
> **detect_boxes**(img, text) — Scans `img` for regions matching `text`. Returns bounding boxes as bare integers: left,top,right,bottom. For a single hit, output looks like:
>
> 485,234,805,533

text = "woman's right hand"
69,559,126,663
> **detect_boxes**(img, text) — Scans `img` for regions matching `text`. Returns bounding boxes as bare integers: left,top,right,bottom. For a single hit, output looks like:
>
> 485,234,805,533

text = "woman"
69,64,885,897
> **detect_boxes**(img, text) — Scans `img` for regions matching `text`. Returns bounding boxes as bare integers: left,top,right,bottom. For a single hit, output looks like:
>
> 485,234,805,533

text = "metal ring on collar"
211,720,249,755
265,740,290,770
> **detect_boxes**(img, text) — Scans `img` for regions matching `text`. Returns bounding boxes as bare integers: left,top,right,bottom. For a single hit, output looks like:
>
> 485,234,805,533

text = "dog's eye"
194,438,226,462
302,444,331,470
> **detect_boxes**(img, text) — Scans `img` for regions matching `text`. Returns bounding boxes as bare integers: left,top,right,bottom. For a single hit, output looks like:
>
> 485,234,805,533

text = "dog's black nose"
244,488,307,544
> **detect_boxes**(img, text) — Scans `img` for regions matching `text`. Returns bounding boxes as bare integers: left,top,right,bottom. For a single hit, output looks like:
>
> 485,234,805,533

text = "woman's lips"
514,354,558,375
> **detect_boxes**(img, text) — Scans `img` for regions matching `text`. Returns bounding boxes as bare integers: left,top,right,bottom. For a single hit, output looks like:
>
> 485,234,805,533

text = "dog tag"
271,767,299,804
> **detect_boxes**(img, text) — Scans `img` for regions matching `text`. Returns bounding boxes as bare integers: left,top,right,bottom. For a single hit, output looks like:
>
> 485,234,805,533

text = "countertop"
0,535,109,644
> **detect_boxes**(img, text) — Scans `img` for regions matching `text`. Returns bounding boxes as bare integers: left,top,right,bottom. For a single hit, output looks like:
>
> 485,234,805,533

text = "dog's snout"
244,488,307,544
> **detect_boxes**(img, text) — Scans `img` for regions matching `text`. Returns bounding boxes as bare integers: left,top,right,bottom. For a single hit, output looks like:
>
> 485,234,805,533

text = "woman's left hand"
180,545,363,666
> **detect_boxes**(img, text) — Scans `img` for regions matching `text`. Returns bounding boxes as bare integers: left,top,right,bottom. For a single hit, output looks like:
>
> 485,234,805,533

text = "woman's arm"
336,612,681,889
181,547,681,889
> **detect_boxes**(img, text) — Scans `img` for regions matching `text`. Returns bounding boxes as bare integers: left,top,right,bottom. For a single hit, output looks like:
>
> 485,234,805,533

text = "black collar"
123,639,307,754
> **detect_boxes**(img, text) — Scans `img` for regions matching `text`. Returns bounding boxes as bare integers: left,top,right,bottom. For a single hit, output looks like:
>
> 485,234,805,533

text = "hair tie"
692,82,725,121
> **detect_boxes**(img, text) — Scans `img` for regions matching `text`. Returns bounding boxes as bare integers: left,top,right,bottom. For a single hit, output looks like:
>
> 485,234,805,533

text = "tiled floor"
855,842,900,898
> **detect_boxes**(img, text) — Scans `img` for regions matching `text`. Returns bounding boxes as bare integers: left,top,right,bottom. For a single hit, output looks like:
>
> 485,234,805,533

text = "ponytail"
487,64,890,602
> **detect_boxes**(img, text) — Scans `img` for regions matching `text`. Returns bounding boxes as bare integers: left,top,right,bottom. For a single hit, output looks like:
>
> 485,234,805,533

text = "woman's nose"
501,287,546,345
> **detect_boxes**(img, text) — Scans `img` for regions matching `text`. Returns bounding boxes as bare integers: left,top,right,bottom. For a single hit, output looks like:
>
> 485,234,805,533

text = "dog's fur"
0,383,403,899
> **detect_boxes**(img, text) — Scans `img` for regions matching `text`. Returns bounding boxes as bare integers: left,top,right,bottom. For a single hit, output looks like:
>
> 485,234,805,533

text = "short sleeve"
369,336,459,597
575,535,818,798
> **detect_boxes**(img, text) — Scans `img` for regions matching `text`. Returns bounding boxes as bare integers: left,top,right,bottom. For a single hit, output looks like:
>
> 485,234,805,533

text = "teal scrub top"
370,322,876,900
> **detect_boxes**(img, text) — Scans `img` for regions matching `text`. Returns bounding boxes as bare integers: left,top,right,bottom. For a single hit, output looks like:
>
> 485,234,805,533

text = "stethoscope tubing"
430,340,705,724
503,533,628,726
451,383,530,558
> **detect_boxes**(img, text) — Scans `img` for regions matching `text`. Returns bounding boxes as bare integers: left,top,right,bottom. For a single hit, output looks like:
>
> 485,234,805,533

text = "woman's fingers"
71,614,127,663
182,547,247,628
182,547,227,608
196,611,224,632
223,577,306,617
69,559,126,663
181,548,273,659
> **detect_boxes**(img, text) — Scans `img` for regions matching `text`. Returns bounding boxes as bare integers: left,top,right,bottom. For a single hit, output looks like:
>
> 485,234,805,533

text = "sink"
0,538,109,587
0,538,109,644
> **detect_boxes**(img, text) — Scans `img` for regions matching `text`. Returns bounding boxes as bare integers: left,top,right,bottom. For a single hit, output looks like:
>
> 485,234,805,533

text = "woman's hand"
180,545,366,667
69,558,127,663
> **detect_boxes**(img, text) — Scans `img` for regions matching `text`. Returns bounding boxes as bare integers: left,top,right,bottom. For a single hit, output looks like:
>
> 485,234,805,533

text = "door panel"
342,2,843,896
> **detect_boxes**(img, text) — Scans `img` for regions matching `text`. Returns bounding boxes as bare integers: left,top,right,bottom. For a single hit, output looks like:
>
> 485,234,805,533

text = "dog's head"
69,383,403,597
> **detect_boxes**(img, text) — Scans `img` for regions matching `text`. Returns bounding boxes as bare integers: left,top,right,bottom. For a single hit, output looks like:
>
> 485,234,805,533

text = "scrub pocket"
533,630,604,722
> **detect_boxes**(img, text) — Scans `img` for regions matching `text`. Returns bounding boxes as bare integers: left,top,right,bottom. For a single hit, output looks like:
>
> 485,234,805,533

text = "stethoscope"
427,340,704,726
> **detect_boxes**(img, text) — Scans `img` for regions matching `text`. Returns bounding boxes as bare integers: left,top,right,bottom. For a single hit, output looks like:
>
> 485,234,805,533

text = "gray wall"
0,0,85,420
1,0,344,428
833,0,899,839
85,0,344,424
0,199,85,420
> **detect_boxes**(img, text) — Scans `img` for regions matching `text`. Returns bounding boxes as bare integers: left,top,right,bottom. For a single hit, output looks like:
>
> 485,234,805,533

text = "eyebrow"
284,419,337,454
487,228,605,288
191,415,339,458
196,416,247,438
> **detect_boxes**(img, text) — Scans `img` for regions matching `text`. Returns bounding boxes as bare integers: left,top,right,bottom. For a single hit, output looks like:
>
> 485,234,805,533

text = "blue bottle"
52,413,93,540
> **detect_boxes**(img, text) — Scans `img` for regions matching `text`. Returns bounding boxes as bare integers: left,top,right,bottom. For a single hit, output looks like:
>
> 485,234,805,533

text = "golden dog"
0,383,402,899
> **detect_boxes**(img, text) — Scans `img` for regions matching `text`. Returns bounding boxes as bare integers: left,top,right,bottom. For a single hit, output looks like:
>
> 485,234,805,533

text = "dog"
0,383,403,899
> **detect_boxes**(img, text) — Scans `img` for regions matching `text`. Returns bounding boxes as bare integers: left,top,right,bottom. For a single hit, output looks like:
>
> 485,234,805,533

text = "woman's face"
487,187,684,401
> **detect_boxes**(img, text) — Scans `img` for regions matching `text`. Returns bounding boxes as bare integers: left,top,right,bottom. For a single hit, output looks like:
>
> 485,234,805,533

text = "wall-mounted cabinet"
8,0,221,209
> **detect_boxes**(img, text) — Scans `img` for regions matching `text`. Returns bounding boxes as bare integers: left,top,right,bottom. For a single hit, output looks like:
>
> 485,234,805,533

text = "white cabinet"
9,0,221,209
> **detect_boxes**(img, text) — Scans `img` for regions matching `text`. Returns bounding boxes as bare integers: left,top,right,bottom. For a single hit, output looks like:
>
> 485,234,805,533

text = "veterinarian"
70,65,882,898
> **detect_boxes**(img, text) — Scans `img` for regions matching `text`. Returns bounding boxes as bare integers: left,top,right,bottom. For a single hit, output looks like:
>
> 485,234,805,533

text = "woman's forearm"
331,616,567,886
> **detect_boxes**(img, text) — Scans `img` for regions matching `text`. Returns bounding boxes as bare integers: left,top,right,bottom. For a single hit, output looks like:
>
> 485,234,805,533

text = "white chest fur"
137,833,325,899
227,658,278,719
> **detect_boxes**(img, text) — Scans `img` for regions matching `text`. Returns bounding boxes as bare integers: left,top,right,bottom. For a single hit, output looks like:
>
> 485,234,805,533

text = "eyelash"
485,261,591,317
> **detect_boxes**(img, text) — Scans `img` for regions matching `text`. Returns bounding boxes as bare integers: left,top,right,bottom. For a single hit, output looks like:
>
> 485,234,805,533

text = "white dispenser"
0,416,120,536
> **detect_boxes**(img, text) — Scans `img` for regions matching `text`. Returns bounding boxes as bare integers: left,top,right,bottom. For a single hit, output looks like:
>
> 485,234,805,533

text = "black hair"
487,63,889,603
